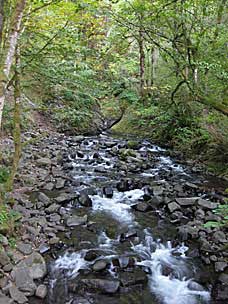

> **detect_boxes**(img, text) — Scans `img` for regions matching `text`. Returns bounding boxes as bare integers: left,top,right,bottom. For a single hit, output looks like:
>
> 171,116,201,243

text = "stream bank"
0,132,227,304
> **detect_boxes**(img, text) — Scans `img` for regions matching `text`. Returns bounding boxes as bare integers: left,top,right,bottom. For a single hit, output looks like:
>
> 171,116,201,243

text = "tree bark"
138,28,145,99
6,45,22,191
0,0,4,46
0,0,26,131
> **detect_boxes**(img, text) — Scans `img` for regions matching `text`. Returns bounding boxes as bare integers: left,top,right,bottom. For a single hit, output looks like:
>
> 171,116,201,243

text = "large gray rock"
12,252,47,280
66,215,87,227
12,267,36,295
92,260,108,272
168,202,180,213
17,242,33,255
9,285,28,304
176,197,198,206
80,279,120,294
197,198,218,210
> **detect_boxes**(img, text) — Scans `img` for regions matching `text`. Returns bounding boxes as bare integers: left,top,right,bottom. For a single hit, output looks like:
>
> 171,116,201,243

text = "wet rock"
80,279,120,294
78,194,92,207
116,180,129,192
66,215,87,227
9,285,28,304
35,284,47,299
72,297,91,304
215,262,227,272
197,198,218,210
0,250,10,266
38,244,50,254
103,187,113,198
168,202,180,213
84,250,102,262
176,197,198,206
92,260,108,272
187,281,205,292
132,202,152,212
17,242,33,255
119,268,148,287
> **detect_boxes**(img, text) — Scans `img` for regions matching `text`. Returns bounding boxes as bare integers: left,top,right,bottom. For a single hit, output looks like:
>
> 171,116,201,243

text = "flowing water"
39,134,225,304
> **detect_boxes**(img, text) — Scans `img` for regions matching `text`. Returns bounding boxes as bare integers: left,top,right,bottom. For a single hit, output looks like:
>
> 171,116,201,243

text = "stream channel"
30,134,227,304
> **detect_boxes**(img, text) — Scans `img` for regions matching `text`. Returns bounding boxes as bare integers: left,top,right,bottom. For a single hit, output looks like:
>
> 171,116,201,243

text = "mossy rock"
127,140,140,150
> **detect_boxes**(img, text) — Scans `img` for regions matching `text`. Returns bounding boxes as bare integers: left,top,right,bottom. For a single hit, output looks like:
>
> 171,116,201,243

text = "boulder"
176,197,198,206
80,279,120,294
168,202,180,213
103,187,113,198
197,198,218,210
78,194,92,207
17,242,33,255
131,202,152,212
92,260,108,272
12,252,47,280
66,215,87,227
11,267,36,295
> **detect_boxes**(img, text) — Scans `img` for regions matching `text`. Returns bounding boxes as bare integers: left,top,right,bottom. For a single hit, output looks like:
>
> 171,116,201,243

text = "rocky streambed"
0,133,227,304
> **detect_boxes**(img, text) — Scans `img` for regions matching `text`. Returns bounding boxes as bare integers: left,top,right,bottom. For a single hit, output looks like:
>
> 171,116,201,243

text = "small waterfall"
132,230,210,304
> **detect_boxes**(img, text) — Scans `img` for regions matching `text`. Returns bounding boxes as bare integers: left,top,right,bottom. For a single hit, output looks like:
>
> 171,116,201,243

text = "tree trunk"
0,0,26,131
138,28,145,99
6,45,22,191
0,0,4,46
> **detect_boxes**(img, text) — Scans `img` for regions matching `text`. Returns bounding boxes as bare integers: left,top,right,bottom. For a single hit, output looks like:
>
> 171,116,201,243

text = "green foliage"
0,205,21,235
204,203,228,228
0,167,10,184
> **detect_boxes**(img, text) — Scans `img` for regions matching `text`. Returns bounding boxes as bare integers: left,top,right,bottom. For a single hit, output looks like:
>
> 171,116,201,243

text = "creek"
29,134,226,304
